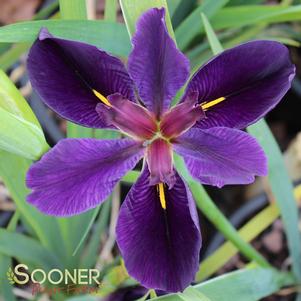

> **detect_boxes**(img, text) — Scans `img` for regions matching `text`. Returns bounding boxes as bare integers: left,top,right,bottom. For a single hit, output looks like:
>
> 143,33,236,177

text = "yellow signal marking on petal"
201,97,226,110
158,183,166,210
92,89,112,107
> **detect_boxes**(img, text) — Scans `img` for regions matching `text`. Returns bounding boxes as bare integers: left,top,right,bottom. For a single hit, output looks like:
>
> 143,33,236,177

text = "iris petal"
184,40,295,129
146,138,175,187
26,138,143,216
96,93,157,140
116,167,201,292
128,8,190,117
174,127,267,187
28,28,135,128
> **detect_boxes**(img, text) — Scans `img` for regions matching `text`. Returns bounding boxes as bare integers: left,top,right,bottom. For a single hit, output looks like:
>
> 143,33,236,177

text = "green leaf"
0,20,131,57
0,70,49,159
122,170,140,183
72,205,102,256
195,267,295,301
57,210,99,268
105,0,117,22
0,2,59,72
0,229,61,269
201,13,223,55
166,0,182,17
0,70,39,126
0,70,48,159
212,5,301,30
175,0,230,50
81,200,111,268
248,120,301,281
59,0,87,19
120,0,175,40
93,129,120,139
151,267,296,301
0,107,48,159
180,287,212,301
0,43,30,72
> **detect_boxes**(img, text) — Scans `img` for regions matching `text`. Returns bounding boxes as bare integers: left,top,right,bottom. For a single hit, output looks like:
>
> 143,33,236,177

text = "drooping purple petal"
28,28,135,128
184,40,295,129
146,138,175,187
116,167,201,292
173,127,267,188
128,8,190,117
26,138,143,216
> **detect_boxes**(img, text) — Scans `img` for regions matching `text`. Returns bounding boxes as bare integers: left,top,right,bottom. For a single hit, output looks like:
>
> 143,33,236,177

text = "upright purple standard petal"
184,40,295,129
116,167,201,292
28,28,135,128
27,138,143,216
128,8,190,117
173,127,267,188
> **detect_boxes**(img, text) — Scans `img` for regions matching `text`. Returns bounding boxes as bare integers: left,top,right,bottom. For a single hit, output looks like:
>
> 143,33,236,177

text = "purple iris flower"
26,7,294,293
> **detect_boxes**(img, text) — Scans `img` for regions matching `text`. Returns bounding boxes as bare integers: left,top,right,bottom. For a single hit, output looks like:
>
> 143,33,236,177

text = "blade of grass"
179,287,212,301
0,20,130,57
201,13,223,54
0,43,30,72
0,1,59,71
105,0,117,22
122,170,140,183
175,0,230,50
0,229,61,269
81,200,111,268
166,0,182,17
212,5,301,30
72,205,102,256
59,0,87,19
